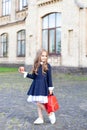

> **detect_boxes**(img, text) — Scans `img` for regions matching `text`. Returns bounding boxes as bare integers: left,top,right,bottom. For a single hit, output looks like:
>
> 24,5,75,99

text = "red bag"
44,95,60,114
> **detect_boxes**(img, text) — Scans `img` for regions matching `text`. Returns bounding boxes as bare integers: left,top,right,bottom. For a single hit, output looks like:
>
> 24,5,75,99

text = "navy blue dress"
26,63,53,103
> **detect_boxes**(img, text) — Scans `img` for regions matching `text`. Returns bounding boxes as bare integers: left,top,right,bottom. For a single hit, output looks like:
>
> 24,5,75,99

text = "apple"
19,66,24,72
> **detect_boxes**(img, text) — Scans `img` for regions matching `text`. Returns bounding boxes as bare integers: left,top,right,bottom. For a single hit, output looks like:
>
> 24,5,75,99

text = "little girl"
19,48,56,124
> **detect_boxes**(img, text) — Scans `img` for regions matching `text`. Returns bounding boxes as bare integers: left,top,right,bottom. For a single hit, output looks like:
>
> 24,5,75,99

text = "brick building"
0,0,87,67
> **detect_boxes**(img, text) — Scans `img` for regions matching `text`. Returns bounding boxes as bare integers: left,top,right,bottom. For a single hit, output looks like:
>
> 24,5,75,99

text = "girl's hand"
49,90,53,95
18,66,25,73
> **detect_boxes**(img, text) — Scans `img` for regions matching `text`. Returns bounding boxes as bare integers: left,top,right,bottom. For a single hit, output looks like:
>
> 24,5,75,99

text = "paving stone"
0,72,87,130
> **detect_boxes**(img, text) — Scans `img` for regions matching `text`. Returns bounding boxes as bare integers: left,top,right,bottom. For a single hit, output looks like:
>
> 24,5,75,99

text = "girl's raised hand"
18,66,25,73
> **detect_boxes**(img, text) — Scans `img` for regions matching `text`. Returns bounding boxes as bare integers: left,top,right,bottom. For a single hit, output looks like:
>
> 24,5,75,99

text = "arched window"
0,33,8,57
2,0,11,16
17,30,26,57
42,13,61,55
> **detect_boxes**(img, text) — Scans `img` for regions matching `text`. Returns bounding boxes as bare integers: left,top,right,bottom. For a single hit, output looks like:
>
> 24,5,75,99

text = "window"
0,33,8,57
2,0,11,16
42,13,61,55
19,0,27,11
17,30,26,57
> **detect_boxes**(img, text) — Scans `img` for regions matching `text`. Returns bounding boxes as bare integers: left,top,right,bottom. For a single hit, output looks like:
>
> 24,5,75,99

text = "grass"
0,67,87,81
0,67,18,73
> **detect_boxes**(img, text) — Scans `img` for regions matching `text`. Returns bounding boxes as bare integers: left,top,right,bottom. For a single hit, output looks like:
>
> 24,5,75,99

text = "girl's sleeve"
23,72,36,79
47,64,54,90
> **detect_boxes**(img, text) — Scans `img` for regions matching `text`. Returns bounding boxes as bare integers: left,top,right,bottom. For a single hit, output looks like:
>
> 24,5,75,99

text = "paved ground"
0,72,87,130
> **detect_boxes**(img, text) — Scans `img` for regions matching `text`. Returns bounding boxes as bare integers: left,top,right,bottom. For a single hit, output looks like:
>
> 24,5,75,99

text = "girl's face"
40,51,47,63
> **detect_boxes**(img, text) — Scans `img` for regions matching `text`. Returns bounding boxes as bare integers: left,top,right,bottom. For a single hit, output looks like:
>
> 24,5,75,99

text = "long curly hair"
32,48,48,74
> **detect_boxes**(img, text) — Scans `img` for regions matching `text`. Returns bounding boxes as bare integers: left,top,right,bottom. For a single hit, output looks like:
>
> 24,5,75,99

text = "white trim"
27,95,48,103
23,72,28,78
49,87,54,91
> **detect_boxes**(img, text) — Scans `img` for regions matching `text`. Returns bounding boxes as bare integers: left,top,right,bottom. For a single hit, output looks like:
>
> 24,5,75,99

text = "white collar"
40,62,43,65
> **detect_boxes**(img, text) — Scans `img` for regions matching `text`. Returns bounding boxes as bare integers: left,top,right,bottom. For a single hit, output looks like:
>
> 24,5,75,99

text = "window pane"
1,35,6,42
56,13,61,27
23,0,27,6
6,2,9,14
18,41,21,55
19,0,22,10
1,36,4,42
2,0,11,15
17,30,25,56
1,33,8,57
3,43,6,52
49,30,55,53
49,14,55,28
56,28,61,54
0,41,3,57
42,16,48,29
21,31,25,40
18,33,21,40
19,0,27,10
22,41,25,55
3,42,7,55
42,30,48,50
18,30,25,40
3,3,5,15
9,0,11,14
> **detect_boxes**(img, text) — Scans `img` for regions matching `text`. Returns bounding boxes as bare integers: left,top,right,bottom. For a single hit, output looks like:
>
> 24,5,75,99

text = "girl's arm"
47,64,54,94
18,67,36,79
24,72,36,79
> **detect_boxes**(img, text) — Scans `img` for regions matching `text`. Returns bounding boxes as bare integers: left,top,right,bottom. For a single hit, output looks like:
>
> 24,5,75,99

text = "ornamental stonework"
37,0,62,7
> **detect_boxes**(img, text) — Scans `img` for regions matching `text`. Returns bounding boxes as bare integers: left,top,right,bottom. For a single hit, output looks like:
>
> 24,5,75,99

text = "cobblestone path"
0,72,87,130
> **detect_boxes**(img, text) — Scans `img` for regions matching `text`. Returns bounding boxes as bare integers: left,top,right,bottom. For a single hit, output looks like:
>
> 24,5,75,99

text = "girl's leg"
34,102,45,124
37,103,56,124
37,102,45,119
48,112,56,124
